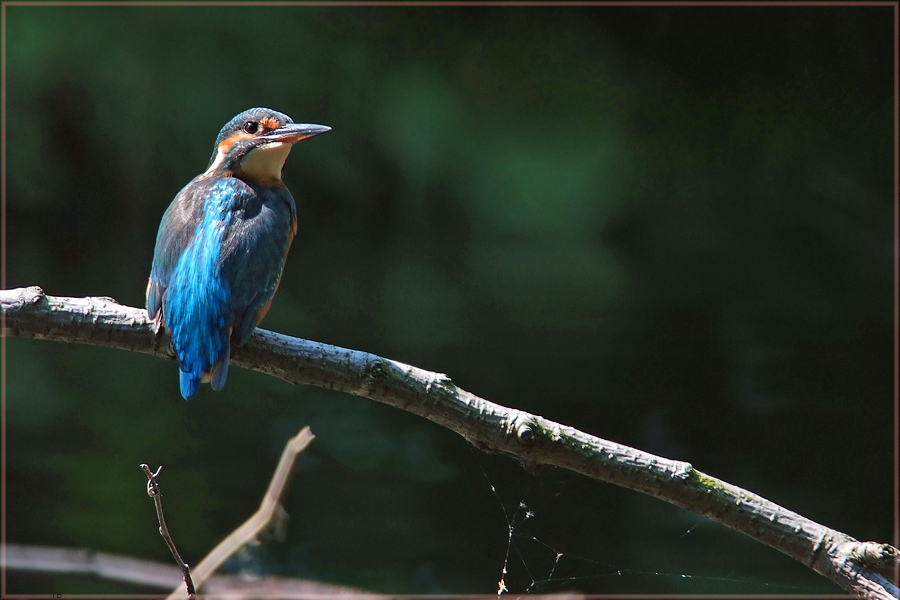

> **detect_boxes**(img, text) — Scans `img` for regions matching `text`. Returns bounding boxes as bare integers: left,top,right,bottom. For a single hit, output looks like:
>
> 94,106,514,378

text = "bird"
146,107,330,400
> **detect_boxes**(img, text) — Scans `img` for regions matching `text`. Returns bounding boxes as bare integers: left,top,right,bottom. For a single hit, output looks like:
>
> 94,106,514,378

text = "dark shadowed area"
5,5,893,596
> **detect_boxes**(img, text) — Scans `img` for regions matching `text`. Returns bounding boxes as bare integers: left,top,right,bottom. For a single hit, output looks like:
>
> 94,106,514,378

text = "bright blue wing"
156,178,243,399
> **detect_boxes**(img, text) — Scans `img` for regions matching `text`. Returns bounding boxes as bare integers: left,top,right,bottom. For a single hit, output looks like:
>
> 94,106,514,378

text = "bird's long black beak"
263,123,331,144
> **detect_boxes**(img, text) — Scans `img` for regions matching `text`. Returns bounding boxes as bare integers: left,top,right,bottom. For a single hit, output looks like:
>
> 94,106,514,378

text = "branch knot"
360,357,389,393
24,286,47,306
516,422,535,446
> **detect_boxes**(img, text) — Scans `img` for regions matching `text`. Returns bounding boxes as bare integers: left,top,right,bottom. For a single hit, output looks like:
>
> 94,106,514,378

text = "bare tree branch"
166,427,315,600
2,286,897,599
3,543,379,598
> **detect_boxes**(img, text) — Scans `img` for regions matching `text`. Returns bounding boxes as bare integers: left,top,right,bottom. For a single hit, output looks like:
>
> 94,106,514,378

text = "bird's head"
205,107,330,183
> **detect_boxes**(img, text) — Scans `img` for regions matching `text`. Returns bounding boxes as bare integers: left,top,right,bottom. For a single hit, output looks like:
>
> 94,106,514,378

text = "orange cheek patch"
218,130,253,154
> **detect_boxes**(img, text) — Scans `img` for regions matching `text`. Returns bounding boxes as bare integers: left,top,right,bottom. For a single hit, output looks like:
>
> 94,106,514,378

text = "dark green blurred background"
5,5,893,596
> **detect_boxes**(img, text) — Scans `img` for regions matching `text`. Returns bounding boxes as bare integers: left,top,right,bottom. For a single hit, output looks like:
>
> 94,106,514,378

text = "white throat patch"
237,142,292,182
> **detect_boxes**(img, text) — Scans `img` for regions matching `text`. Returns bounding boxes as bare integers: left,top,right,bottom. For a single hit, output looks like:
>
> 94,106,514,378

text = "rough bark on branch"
2,286,896,599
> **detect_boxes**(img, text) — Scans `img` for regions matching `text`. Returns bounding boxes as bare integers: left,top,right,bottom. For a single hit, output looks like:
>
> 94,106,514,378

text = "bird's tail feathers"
209,344,231,391
180,370,201,400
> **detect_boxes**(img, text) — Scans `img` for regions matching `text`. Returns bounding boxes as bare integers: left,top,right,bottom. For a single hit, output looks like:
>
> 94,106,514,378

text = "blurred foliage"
5,5,892,596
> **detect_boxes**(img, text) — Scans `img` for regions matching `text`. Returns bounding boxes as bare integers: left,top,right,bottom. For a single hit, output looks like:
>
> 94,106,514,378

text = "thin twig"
165,427,315,600
140,464,195,599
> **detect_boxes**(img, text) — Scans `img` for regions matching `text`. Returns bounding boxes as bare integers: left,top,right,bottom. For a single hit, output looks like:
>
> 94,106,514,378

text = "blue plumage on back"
146,108,330,400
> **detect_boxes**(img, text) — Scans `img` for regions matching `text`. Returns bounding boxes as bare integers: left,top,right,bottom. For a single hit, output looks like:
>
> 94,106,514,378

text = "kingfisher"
147,107,330,400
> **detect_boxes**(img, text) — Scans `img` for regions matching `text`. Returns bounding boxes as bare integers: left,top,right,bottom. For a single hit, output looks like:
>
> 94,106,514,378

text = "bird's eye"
243,121,259,134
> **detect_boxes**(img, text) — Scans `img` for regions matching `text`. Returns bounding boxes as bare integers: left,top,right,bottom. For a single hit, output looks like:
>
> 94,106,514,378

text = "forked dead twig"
140,464,195,599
